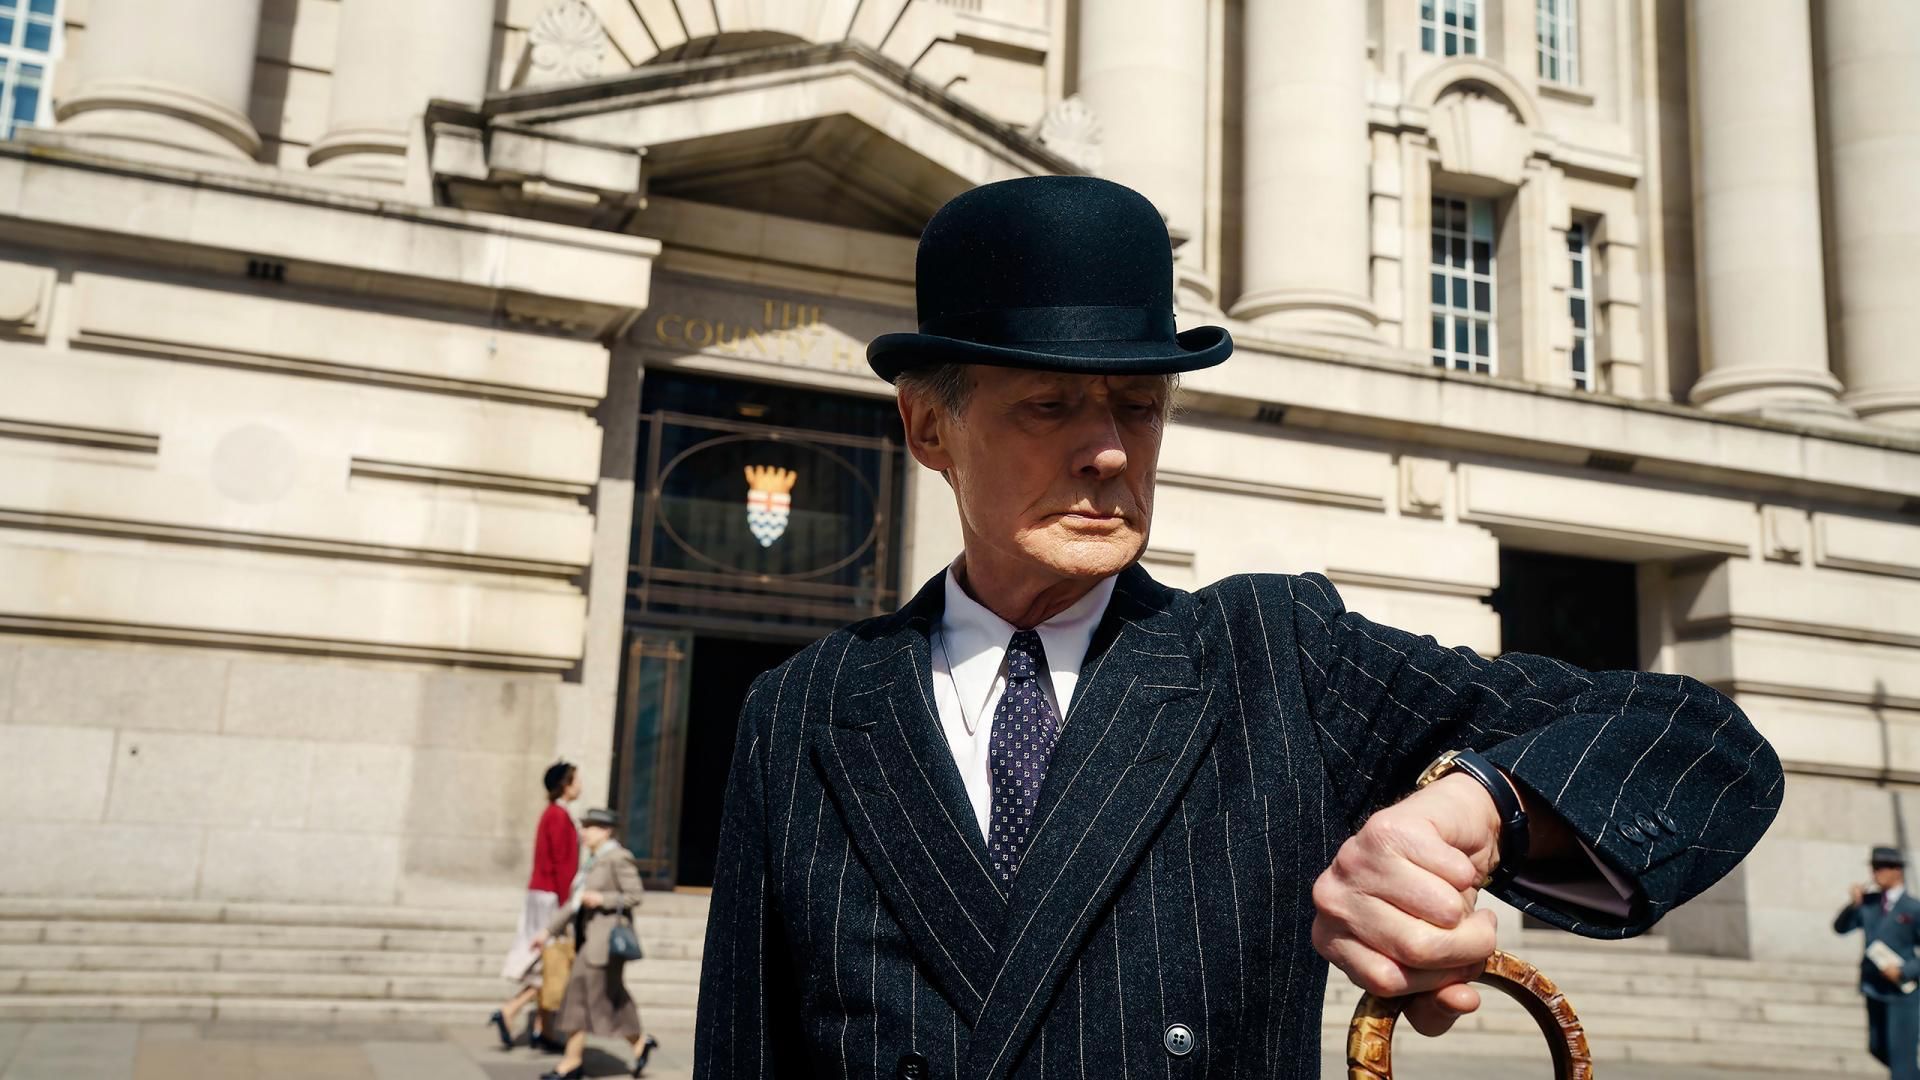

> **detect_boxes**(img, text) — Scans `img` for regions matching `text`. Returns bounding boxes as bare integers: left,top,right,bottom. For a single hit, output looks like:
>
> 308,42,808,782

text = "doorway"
1488,548,1638,670
675,634,807,888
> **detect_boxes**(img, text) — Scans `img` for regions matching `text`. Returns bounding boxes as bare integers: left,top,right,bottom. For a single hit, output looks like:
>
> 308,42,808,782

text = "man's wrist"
1417,749,1532,885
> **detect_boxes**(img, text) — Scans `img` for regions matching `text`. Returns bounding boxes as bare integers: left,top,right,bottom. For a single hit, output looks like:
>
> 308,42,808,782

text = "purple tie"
987,630,1062,887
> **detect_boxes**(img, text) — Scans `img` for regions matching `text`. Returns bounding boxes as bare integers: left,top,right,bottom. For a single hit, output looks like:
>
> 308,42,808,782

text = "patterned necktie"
987,630,1062,887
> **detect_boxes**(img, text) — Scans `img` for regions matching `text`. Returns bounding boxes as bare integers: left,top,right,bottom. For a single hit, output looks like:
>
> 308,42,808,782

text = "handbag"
538,938,574,1012
608,908,644,963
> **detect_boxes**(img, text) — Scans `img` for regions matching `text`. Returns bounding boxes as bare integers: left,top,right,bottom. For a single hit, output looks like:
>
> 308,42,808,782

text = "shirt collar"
1890,886,1906,906
938,561,1117,720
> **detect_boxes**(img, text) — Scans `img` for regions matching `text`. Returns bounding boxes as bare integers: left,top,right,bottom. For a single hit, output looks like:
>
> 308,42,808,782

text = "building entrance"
612,371,904,889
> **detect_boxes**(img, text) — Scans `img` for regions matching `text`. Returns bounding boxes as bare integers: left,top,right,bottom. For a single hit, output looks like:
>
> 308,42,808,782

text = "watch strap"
1447,749,1531,889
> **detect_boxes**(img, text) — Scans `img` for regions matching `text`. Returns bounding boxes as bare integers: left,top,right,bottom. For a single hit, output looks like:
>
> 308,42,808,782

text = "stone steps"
0,943,705,982
0,918,709,960
0,896,1884,1076
1316,940,1878,1075
0,993,700,1030
0,894,711,1034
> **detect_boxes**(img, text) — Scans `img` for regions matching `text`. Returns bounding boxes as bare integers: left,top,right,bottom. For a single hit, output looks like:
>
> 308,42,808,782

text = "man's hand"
1884,963,1907,986
1312,772,1503,1037
1853,883,1868,908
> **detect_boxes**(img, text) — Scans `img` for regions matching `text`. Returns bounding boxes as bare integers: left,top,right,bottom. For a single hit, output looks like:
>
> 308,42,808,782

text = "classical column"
1231,0,1376,336
309,0,495,179
1074,0,1215,310
56,0,264,159
1818,0,1920,429
1685,0,1849,421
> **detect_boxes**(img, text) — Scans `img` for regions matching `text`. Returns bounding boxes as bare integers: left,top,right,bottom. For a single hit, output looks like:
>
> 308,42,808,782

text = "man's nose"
1076,409,1129,479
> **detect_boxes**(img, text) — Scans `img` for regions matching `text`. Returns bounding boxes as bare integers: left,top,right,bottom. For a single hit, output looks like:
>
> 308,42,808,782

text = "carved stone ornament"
527,0,610,86
1035,94,1104,172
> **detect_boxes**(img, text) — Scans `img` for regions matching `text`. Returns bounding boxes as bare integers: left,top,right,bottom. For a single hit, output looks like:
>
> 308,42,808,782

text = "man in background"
1837,846,1920,1079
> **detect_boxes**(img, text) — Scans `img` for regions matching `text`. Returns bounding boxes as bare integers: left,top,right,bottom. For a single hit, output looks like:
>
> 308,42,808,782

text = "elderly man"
693,176,1782,1079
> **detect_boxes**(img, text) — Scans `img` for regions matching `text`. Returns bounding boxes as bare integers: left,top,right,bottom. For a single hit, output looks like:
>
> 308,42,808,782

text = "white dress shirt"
931,566,1117,840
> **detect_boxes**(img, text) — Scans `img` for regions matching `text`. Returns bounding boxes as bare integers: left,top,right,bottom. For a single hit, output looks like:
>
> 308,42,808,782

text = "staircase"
0,895,710,1033
1322,929,1879,1075
0,900,1881,1074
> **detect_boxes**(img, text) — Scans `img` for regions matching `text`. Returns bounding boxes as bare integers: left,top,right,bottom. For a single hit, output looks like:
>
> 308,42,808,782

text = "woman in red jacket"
491,760,582,1050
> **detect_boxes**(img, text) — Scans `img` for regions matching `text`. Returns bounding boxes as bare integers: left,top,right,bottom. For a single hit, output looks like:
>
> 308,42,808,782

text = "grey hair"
894,363,977,419
895,363,1183,423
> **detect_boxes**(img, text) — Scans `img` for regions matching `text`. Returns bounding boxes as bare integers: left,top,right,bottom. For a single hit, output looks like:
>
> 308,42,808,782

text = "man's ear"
897,388,956,475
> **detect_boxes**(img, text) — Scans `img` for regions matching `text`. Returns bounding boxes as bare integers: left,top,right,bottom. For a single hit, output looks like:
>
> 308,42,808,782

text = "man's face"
904,367,1168,584
1875,863,1905,890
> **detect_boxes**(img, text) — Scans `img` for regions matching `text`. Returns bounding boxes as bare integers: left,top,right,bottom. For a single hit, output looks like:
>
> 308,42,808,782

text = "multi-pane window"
1568,222,1594,390
0,0,57,140
1538,0,1579,84
1420,0,1481,57
1431,196,1495,375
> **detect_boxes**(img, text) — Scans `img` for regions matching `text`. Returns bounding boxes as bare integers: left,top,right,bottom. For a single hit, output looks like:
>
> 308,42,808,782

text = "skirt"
556,960,642,1041
500,889,560,986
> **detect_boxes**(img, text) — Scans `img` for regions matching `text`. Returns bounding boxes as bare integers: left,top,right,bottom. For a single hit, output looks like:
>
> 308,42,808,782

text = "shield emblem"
744,465,796,548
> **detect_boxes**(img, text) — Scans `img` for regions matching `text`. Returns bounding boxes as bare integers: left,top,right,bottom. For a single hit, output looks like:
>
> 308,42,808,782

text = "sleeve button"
1619,822,1647,844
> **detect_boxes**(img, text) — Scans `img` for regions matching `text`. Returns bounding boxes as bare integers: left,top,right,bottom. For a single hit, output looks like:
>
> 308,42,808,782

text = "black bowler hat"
1873,846,1906,868
583,808,619,831
867,176,1232,383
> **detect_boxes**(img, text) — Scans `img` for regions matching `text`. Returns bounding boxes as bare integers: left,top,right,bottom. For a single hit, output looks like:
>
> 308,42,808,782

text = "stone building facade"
0,0,1915,965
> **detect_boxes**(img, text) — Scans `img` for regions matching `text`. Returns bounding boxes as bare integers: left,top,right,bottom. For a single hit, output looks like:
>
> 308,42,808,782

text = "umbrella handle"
1346,950,1594,1080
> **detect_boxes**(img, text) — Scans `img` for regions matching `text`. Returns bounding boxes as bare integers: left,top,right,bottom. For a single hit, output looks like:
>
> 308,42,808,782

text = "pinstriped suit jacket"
693,564,1782,1079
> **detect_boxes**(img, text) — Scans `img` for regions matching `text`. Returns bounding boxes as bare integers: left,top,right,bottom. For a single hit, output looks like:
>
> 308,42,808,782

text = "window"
1568,222,1594,390
1421,0,1481,57
1537,0,1579,84
1431,196,1495,375
0,0,57,140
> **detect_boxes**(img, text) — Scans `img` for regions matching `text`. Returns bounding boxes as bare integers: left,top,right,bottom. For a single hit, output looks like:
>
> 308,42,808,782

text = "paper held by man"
1870,941,1919,994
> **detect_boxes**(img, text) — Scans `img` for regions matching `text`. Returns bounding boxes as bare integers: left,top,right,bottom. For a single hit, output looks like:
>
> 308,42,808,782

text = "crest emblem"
744,465,797,548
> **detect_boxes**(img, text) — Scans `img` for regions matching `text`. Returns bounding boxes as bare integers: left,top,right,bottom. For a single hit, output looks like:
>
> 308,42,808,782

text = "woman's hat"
582,808,619,830
866,175,1233,383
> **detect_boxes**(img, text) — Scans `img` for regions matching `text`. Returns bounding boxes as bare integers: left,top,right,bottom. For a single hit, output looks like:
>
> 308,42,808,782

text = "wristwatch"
1415,748,1530,890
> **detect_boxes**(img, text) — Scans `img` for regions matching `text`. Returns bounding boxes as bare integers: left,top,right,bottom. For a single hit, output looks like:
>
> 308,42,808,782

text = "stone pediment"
435,42,1078,235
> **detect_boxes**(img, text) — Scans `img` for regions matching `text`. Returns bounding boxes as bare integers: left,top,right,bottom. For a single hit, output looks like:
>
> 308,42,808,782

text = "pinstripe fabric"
694,567,1783,1079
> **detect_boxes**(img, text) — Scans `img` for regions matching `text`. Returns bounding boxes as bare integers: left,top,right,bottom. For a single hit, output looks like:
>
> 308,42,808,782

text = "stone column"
1685,0,1849,421
309,0,495,179
1074,0,1215,310
56,0,264,159
1818,0,1920,429
1231,0,1376,336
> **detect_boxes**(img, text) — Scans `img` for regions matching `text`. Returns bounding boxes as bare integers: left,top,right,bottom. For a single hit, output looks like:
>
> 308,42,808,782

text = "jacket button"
1164,1023,1195,1057
895,1051,930,1080
1655,809,1679,834
1619,822,1646,844
1636,812,1663,836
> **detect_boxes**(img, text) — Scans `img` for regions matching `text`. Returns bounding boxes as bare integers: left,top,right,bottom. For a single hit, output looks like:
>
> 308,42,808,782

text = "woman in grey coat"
532,808,659,1079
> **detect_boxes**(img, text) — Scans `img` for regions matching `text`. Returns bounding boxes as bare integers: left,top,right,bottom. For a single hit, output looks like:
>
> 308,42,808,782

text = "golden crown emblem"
744,465,798,494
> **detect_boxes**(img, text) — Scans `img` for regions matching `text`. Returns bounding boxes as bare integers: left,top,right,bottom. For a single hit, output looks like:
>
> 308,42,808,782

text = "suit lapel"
810,572,1006,1024
964,565,1219,1079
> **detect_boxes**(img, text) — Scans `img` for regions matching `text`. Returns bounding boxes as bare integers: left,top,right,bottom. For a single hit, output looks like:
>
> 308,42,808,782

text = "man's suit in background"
1837,890,1920,1079
694,566,1784,1079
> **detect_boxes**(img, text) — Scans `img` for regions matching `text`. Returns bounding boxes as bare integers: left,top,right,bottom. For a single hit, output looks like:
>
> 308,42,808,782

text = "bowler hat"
1873,845,1906,868
867,176,1232,382
582,808,619,831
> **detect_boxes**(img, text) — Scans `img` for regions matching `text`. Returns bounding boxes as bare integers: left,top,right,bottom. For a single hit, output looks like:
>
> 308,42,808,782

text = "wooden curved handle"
1346,951,1593,1080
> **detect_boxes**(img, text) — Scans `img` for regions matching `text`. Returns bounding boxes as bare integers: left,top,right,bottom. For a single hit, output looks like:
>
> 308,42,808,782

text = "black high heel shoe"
632,1034,660,1077
538,1067,583,1080
487,1010,513,1050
